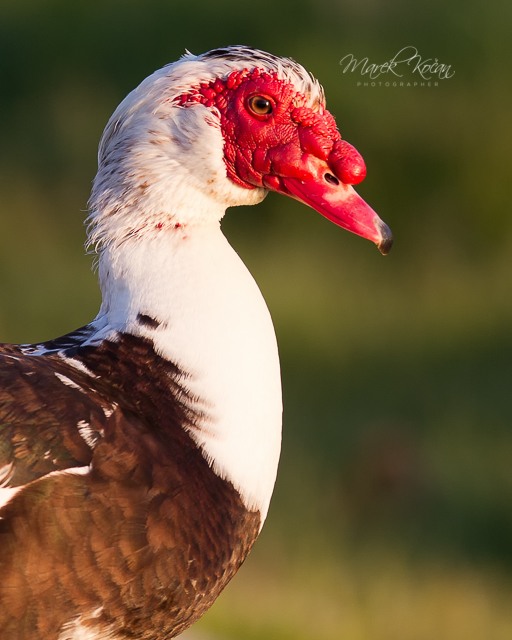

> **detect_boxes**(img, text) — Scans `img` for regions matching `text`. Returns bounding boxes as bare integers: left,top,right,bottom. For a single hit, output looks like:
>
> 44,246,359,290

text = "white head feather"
87,46,324,251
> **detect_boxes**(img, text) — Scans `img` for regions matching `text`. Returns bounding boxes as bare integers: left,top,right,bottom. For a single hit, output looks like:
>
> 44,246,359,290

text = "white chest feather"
97,225,282,522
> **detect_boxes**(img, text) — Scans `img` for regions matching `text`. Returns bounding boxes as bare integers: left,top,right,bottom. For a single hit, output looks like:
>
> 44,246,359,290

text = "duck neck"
95,224,283,523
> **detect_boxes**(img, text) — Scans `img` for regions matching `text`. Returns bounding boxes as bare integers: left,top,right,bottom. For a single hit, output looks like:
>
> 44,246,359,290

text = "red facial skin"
176,69,392,254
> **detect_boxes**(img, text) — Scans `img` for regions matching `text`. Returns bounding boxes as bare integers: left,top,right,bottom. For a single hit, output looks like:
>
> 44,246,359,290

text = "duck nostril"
324,172,339,186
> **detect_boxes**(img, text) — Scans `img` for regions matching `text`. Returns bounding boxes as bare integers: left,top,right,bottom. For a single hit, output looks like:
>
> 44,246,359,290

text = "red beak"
262,141,393,255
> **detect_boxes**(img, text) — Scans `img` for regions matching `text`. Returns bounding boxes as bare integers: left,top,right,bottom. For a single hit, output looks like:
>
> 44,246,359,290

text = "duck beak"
280,174,393,255
262,142,393,255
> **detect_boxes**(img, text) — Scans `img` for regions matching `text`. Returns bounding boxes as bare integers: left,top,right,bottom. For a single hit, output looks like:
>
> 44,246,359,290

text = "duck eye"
247,95,274,117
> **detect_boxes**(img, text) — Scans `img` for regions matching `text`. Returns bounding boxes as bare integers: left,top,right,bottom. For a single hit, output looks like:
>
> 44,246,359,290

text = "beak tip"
377,221,393,255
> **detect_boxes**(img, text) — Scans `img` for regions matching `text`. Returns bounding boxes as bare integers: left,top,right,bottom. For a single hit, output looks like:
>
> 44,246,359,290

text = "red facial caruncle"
175,68,392,254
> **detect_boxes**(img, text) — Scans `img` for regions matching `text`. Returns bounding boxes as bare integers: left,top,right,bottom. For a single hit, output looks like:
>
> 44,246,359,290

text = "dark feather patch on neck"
136,313,161,330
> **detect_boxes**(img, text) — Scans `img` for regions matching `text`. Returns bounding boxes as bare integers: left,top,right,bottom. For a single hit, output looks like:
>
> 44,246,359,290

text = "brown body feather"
0,333,260,639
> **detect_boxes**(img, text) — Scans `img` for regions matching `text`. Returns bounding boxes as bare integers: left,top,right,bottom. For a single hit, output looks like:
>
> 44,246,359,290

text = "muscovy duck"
0,46,392,639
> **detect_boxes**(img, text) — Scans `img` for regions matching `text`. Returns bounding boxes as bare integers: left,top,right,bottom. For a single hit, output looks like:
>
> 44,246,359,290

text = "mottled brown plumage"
0,334,260,639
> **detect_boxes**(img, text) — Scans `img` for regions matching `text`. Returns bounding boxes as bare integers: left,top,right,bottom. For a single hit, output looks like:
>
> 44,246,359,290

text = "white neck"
95,224,282,522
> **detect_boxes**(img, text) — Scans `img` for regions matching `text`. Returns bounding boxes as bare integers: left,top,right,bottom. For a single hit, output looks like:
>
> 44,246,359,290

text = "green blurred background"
1,1,511,638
